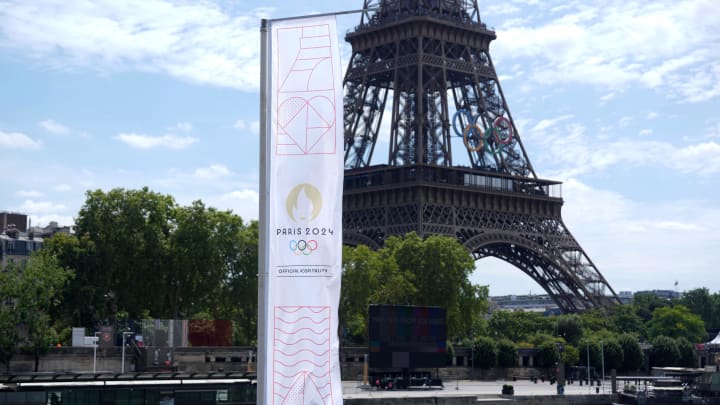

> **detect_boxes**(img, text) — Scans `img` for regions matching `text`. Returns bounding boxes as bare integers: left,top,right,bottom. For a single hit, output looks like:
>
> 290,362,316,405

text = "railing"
344,165,562,199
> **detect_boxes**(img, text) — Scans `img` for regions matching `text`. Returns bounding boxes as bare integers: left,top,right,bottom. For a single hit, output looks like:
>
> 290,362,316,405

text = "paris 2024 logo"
278,183,335,256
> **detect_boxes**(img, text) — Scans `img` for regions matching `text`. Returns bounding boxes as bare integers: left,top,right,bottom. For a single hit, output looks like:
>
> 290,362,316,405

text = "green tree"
167,202,249,318
221,220,259,345
340,245,379,343
561,345,580,367
488,310,554,342
10,252,73,371
341,233,488,342
67,187,257,333
340,244,416,343
43,233,100,326
75,187,175,319
578,338,602,368
473,336,498,369
680,288,718,330
556,314,583,345
609,304,646,338
675,337,696,367
537,340,560,368
651,336,680,367
0,270,20,370
634,292,671,323
497,339,518,368
579,309,611,333
711,292,720,331
388,233,486,339
601,339,624,372
618,333,644,371
648,305,706,343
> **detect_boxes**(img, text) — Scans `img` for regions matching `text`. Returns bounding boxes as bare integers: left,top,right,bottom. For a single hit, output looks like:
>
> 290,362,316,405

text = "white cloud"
220,189,259,202
53,184,72,192
618,116,632,128
0,130,42,149
647,112,659,120
492,0,720,101
485,3,521,16
531,114,573,132
655,221,702,232
18,199,67,213
29,215,75,228
194,164,231,179
216,189,259,220
559,179,720,292
638,129,653,137
39,119,70,134
115,133,198,149
477,179,720,295
16,190,44,198
0,0,270,91
234,119,259,135
168,122,192,132
529,120,720,177
599,92,615,102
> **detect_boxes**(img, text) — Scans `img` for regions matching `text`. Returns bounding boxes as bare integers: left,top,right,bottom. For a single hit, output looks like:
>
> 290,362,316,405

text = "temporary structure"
709,332,720,346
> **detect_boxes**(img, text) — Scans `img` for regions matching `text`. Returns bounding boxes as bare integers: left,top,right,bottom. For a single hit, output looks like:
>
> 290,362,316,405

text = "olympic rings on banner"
452,109,515,154
289,239,318,256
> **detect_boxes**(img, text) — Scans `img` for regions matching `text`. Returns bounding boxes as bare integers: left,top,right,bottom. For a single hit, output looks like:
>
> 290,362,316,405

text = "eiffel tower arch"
341,0,621,312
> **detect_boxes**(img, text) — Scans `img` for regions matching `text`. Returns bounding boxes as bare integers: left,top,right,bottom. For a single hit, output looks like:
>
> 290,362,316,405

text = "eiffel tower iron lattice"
341,0,621,312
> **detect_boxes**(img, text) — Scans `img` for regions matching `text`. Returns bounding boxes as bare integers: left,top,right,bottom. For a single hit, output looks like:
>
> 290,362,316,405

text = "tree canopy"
1,251,73,371
48,188,259,343
648,305,706,343
341,232,488,342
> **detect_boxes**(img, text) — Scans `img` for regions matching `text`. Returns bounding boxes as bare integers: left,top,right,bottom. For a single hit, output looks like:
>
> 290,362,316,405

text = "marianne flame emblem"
286,183,322,222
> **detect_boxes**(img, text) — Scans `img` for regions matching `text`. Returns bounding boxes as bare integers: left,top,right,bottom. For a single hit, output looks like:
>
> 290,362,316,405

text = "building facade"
0,212,43,270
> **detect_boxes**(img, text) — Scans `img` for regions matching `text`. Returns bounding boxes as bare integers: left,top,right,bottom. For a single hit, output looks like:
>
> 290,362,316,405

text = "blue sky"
1,0,718,296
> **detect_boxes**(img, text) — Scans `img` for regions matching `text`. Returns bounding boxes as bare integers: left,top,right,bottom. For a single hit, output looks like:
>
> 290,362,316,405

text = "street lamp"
586,342,590,394
121,331,133,373
600,340,605,394
93,331,100,373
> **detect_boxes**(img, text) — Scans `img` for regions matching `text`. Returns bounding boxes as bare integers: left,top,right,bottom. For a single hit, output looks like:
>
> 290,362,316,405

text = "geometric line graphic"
273,306,333,405
275,24,337,156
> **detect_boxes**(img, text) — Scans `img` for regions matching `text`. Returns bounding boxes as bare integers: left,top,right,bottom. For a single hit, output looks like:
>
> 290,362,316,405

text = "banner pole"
268,8,378,23
258,8,376,404
258,17,270,405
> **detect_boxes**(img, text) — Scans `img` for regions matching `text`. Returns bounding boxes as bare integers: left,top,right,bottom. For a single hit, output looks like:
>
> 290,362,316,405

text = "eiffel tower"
341,0,620,312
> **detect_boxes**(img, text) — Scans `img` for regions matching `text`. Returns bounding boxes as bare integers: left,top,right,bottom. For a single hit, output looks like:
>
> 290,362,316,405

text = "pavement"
342,379,612,400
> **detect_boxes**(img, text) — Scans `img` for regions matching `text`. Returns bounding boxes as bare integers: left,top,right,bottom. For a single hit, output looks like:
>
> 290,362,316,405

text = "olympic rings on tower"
452,109,514,154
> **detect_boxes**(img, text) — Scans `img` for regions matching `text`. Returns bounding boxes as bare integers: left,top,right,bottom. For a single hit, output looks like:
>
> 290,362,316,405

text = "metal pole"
258,17,270,405
268,7,378,23
471,344,474,380
587,342,590,393
93,332,100,373
121,332,133,373
121,337,125,373
601,340,605,393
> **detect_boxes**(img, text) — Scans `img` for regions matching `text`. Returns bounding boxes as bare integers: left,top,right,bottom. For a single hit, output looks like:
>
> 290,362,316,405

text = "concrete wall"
8,346,550,379
344,395,614,405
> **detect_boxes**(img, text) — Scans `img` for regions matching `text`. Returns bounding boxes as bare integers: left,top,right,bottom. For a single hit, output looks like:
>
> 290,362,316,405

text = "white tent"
710,332,720,345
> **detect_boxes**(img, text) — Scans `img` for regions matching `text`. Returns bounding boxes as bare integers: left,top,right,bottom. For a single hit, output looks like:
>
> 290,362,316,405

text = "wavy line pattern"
274,306,332,404
276,316,330,325
274,337,329,346
276,348,330,357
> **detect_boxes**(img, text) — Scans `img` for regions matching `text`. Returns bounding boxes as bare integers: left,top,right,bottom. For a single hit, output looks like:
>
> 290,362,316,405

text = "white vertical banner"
261,15,344,405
